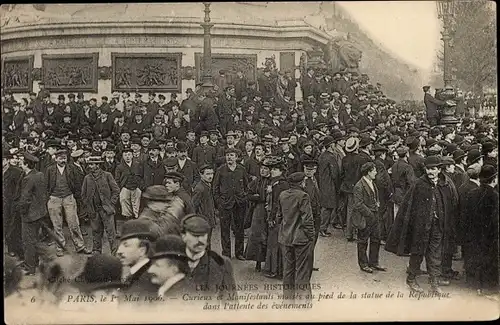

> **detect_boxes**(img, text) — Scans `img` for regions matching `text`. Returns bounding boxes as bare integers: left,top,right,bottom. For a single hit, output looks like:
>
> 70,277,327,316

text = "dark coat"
19,170,48,223
213,164,249,210
451,165,469,196
192,145,216,168
3,166,23,224
424,93,446,119
385,175,456,256
390,159,415,205
121,259,158,298
352,177,379,230
457,179,480,245
139,158,166,190
114,161,142,190
187,250,237,301
192,180,216,227
81,169,120,216
408,152,426,178
439,173,459,254
45,164,82,198
245,176,270,262
318,150,340,209
374,158,393,211
340,152,365,194
178,159,198,192
278,185,315,246
463,184,499,289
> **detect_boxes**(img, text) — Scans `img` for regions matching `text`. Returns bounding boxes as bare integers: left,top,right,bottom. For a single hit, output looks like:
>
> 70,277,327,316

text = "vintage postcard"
2,2,498,323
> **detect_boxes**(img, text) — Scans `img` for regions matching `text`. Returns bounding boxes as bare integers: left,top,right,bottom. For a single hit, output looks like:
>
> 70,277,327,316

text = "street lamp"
436,0,459,124
200,2,214,94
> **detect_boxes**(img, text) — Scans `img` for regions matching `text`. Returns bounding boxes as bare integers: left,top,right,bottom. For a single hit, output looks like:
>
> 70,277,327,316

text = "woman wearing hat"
244,157,272,271
462,165,498,297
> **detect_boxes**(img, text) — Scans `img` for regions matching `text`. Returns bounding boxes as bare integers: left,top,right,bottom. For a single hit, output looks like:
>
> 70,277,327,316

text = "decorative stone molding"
111,53,182,92
41,53,99,92
194,53,257,84
1,34,319,54
1,55,33,93
98,66,112,80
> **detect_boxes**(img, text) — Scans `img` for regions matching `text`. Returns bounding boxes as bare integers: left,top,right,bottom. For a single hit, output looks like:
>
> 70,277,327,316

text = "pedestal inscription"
1,55,33,93
111,53,182,92
41,53,99,92
194,53,257,84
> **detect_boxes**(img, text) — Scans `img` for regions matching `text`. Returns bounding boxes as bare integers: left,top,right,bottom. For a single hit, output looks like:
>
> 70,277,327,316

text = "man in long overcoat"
463,165,499,296
317,136,341,237
278,172,315,302
385,156,454,294
3,149,24,259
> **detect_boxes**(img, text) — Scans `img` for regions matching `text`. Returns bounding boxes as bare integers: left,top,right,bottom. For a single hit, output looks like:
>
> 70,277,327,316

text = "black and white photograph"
1,2,498,323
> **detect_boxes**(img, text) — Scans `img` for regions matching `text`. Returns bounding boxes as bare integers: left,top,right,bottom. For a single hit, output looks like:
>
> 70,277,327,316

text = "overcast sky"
339,1,441,72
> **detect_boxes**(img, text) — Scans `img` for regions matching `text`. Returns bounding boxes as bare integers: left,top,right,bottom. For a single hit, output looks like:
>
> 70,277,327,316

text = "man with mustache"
45,149,90,256
386,156,450,294
181,214,237,301
81,156,120,254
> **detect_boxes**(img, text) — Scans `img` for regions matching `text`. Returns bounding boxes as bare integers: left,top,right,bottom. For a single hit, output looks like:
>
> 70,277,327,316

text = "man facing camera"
181,214,237,301
352,162,386,274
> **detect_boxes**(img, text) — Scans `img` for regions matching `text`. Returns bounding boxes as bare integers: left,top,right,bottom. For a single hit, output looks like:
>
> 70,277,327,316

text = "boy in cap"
81,156,120,254
192,165,216,236
18,152,47,275
116,147,143,226
163,171,195,217
181,214,237,301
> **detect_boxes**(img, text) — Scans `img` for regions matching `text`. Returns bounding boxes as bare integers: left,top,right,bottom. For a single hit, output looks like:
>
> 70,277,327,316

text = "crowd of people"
2,65,499,308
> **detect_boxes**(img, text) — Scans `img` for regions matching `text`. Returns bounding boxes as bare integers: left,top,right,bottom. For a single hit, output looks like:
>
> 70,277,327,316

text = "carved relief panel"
1,55,34,93
111,53,182,92
194,53,257,85
41,53,98,92
279,52,296,72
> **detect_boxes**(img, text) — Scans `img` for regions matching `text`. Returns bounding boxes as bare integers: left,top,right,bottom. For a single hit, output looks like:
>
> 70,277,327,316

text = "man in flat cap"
217,85,236,136
278,172,315,302
18,152,47,275
181,214,237,301
117,219,160,299
163,171,195,218
46,149,90,256
386,156,450,294
192,165,216,239
213,147,249,260
81,156,120,255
